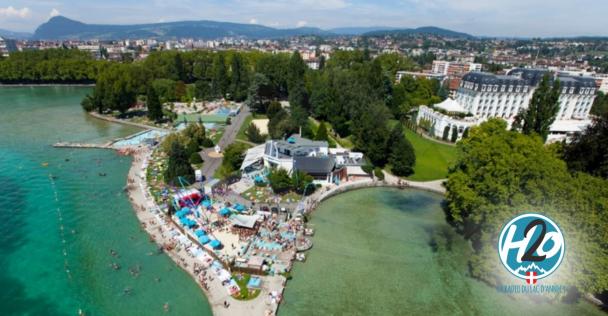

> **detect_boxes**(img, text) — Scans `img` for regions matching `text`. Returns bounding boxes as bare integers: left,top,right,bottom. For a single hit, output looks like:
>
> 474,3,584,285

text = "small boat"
296,253,306,262
304,228,314,236
99,172,107,176
41,162,49,167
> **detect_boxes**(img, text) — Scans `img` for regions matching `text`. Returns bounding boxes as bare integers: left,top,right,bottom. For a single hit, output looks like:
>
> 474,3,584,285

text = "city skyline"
0,0,607,37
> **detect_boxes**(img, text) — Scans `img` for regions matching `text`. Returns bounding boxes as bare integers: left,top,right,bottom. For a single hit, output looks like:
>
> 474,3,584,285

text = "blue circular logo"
498,213,565,282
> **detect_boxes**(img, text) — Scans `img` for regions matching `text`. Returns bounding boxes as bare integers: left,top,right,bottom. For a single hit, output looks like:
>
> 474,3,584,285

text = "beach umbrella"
199,235,210,244
210,239,221,249
195,229,206,237
219,208,231,216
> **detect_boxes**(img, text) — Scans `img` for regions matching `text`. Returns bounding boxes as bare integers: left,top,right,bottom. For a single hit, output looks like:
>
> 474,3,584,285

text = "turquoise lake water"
0,87,212,315
280,188,604,316
1,87,603,316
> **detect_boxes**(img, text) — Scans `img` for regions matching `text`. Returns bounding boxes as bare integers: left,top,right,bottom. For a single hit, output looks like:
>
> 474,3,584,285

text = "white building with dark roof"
240,135,365,184
417,68,596,142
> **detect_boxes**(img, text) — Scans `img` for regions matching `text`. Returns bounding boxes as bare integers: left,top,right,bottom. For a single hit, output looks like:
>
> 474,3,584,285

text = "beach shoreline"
125,147,284,316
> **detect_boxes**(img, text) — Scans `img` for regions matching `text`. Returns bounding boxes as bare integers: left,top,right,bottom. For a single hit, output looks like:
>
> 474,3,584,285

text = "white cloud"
49,8,60,18
296,20,307,27
0,6,31,18
249,18,257,24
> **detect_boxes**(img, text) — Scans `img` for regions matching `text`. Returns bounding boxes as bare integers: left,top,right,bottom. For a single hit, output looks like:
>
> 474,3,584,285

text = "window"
569,87,574,94
508,85,513,92
562,87,567,94
501,85,506,92
481,84,486,91
493,85,498,92
515,86,521,93
523,86,528,93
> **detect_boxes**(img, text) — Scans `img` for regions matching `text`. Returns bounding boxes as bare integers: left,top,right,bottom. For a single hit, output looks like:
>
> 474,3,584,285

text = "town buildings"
0,37,17,57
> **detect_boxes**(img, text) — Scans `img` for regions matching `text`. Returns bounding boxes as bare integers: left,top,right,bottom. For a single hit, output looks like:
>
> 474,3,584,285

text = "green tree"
164,139,194,185
351,102,390,166
520,74,561,140
245,73,272,114
194,79,211,100
563,113,608,179
314,121,329,141
146,85,163,122
268,168,292,194
462,127,470,139
590,91,608,116
211,53,229,98
388,124,416,176
230,53,250,102
291,170,315,195
309,73,333,120
445,118,608,294
245,123,266,143
183,122,207,148
221,143,249,174
374,167,385,180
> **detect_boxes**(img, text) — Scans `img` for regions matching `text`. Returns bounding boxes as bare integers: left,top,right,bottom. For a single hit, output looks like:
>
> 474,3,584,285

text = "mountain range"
0,28,32,39
27,16,474,41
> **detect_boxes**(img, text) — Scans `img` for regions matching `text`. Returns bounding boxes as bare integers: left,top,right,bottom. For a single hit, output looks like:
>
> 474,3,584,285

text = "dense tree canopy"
0,49,104,83
445,119,608,294
146,85,163,122
164,139,194,185
563,113,608,179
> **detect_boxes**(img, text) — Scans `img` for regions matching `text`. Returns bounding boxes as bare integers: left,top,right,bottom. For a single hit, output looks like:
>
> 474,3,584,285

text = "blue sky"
0,0,606,37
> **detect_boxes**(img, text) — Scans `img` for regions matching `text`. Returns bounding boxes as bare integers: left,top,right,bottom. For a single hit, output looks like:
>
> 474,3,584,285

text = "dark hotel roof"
293,156,335,174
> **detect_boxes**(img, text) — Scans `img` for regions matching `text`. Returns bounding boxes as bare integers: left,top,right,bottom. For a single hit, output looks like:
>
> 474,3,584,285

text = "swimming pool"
113,130,169,147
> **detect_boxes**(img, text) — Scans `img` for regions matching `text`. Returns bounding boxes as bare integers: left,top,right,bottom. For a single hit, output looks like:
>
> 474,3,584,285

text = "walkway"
88,111,171,132
200,105,251,181
301,173,446,214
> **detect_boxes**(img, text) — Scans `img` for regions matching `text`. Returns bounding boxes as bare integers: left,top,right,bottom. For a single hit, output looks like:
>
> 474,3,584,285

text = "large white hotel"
417,68,597,142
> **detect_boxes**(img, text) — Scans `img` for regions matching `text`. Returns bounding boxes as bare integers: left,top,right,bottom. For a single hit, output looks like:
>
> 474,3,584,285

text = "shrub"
190,152,203,164
374,167,385,180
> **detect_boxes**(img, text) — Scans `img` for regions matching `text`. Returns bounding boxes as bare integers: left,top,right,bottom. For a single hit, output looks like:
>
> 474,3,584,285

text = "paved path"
88,111,171,132
200,105,251,181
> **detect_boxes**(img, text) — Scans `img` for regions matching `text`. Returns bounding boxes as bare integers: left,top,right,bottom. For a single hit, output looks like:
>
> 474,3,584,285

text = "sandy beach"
125,147,285,316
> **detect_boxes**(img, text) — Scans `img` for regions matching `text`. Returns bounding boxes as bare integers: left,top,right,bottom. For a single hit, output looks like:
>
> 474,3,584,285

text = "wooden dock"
52,142,114,149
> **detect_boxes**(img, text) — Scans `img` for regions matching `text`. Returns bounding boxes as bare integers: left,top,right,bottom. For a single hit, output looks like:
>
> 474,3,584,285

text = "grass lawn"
231,273,261,301
177,113,229,123
242,185,302,204
237,114,268,142
403,128,457,181
211,128,224,144
308,118,347,148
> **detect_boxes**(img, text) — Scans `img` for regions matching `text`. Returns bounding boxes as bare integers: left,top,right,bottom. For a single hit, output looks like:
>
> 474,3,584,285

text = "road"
199,105,251,181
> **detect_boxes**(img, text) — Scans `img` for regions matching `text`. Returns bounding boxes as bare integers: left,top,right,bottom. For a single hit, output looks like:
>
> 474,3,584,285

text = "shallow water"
0,87,212,315
280,188,603,316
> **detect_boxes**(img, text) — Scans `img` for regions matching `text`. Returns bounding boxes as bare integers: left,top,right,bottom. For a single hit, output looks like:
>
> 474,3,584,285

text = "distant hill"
0,29,31,39
363,26,474,39
33,16,332,40
329,26,399,36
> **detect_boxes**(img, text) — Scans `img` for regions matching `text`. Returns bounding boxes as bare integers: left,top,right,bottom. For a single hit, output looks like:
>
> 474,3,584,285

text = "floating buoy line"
48,173,73,281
